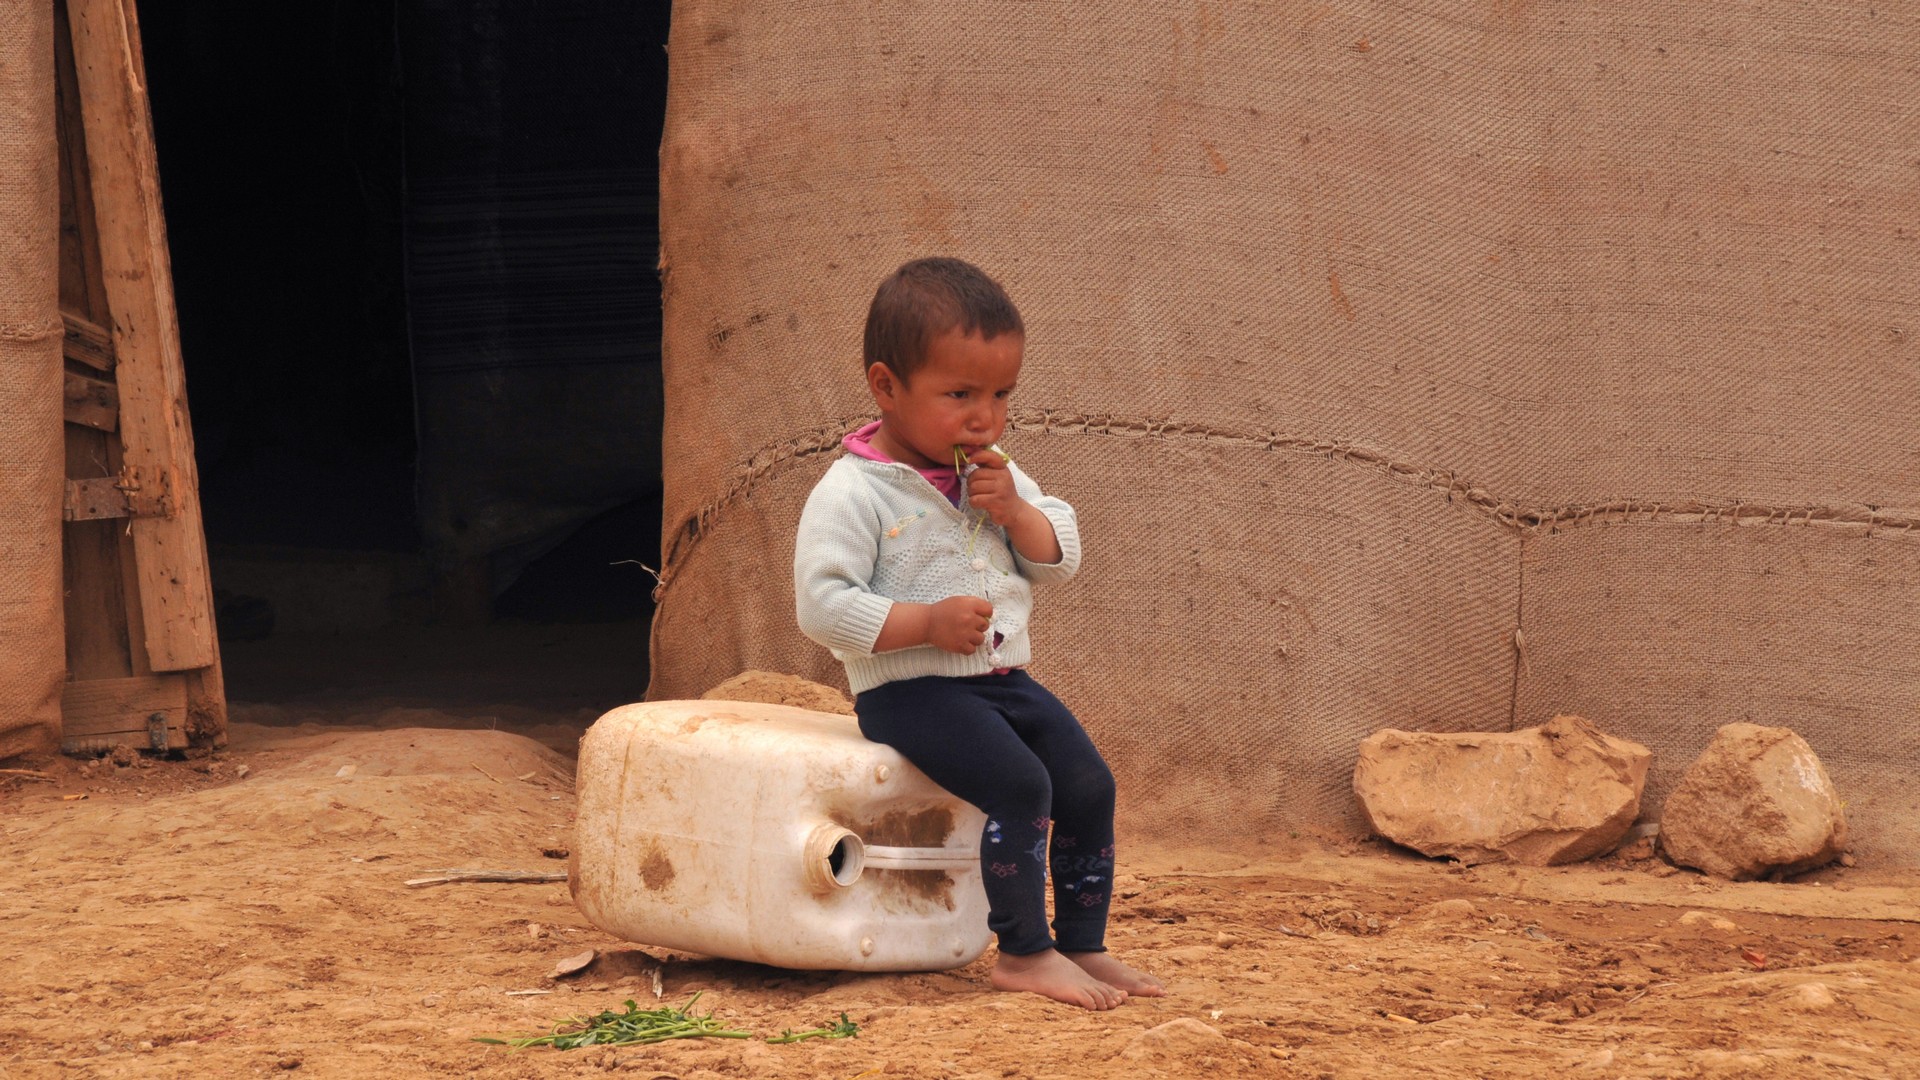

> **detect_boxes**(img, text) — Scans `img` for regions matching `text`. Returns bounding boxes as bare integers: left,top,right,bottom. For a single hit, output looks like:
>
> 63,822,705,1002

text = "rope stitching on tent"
650,409,1920,600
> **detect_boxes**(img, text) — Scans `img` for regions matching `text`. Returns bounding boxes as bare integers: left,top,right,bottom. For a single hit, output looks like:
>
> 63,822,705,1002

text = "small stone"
1417,899,1477,924
528,923,548,939
551,950,597,979
1660,723,1848,881
136,1042,154,1052
276,1058,301,1070
1119,1018,1231,1062
1213,932,1238,949
1677,911,1739,932
421,994,443,1007
235,765,251,779
1785,982,1836,1010
1839,853,1857,867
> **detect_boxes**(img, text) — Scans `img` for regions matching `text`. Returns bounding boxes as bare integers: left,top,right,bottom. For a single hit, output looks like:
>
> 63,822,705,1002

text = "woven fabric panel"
1517,524,1920,863
0,4,64,759
653,1,1920,851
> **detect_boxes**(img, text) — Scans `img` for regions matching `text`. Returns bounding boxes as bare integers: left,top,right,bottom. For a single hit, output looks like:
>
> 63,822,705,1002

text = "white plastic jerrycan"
570,699,992,971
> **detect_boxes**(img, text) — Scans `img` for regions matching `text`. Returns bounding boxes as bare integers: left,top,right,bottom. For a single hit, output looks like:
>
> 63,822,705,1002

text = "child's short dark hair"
863,257,1024,382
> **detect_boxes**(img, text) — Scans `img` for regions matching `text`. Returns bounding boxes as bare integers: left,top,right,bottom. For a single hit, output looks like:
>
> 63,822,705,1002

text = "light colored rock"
700,670,853,715
1783,982,1836,1011
1659,723,1848,881
1119,1017,1230,1062
1415,898,1478,925
1676,910,1739,932
1353,715,1651,866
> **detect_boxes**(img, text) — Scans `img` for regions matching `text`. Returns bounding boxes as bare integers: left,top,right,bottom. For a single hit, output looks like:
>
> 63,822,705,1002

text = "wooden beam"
65,0,219,675
61,310,115,371
54,3,111,325
62,425,140,682
60,674,188,751
183,659,227,747
63,368,118,431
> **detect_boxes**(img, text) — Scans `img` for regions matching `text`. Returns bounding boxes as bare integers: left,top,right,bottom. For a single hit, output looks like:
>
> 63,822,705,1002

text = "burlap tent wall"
650,3,1920,861
0,4,63,760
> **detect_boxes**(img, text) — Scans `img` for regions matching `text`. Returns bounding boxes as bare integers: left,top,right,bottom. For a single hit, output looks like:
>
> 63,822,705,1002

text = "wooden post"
63,0,218,677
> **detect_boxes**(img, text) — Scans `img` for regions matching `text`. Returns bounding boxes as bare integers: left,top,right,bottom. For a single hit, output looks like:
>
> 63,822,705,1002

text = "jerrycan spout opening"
804,823,867,891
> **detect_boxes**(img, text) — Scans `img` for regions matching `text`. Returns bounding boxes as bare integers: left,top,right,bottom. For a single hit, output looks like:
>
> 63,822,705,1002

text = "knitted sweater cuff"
821,591,894,656
1014,505,1082,583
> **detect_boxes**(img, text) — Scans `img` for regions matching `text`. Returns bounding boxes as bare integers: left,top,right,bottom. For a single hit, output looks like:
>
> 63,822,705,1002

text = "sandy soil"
4,698,1919,1080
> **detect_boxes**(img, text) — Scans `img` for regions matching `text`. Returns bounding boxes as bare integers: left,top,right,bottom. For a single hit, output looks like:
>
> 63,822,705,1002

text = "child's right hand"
927,596,994,654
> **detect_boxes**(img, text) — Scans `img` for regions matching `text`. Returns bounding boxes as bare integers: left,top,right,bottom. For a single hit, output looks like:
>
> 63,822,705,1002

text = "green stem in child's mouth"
953,444,1013,470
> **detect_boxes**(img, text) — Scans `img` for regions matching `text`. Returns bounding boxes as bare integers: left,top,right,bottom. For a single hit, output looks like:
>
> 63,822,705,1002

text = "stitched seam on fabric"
0,317,62,342
654,409,1920,598
1509,536,1527,733
656,417,859,597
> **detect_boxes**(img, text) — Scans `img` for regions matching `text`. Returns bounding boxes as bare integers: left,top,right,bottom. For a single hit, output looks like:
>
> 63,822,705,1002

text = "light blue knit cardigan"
793,453,1082,694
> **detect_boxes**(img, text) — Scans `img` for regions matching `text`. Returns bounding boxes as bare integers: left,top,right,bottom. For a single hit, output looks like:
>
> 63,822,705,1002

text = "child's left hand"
963,448,1028,527
962,447,1064,567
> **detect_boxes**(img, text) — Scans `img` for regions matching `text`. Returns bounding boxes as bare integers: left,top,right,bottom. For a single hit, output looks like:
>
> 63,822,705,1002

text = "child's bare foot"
990,948,1129,1010
1064,951,1167,997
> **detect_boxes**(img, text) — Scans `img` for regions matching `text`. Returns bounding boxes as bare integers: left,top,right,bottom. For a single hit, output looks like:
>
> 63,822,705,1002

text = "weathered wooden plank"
62,426,137,683
61,311,114,371
66,0,221,678
63,368,118,431
183,660,227,748
54,1,110,327
60,674,188,752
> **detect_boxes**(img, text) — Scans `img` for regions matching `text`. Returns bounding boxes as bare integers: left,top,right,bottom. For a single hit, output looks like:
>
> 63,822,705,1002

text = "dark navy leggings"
855,670,1116,956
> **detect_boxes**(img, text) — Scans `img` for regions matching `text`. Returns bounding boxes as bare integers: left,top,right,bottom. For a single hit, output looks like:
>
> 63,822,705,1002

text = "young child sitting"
793,256,1165,1010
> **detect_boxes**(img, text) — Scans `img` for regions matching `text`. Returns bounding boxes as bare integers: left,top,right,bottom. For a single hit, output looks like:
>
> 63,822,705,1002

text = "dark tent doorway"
138,2,669,716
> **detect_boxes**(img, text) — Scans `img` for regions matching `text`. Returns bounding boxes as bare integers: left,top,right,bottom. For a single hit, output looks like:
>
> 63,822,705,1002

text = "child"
793,257,1164,1010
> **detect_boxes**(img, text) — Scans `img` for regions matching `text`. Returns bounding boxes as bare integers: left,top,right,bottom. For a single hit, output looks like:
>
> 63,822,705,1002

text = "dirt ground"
4,640,1919,1080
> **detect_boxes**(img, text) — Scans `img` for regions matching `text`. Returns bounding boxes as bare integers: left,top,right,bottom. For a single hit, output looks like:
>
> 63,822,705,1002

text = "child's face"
867,326,1023,470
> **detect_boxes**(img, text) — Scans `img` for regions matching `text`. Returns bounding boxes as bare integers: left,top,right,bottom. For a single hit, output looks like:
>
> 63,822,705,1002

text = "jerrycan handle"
862,844,979,869
804,823,979,892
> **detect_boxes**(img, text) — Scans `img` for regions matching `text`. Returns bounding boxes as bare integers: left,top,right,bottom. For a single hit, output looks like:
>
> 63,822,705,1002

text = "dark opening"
139,2,670,722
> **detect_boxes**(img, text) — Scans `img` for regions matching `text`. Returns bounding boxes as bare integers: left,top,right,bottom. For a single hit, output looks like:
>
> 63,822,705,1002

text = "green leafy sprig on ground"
766,1012,860,1044
474,993,860,1051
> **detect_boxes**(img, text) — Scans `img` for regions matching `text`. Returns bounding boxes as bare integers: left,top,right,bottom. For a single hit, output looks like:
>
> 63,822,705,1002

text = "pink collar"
842,420,962,505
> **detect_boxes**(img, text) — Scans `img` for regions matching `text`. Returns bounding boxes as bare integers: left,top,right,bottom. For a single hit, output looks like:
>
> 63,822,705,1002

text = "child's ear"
867,362,900,406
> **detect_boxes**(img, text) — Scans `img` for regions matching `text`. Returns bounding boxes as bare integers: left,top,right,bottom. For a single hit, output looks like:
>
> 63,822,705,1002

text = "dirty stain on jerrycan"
570,700,992,971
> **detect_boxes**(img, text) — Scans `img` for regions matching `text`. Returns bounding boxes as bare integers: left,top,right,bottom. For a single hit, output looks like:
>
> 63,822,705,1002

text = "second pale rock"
1658,722,1848,881
1354,715,1651,866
